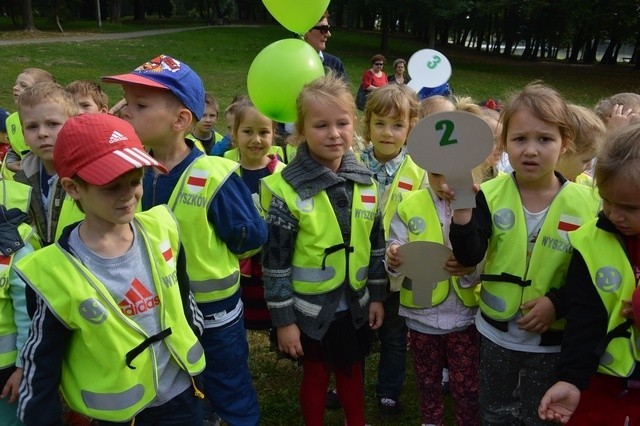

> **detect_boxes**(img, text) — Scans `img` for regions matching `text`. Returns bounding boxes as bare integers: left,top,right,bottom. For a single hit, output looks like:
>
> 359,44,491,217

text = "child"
66,80,109,114
3,68,55,175
102,54,266,426
211,95,250,157
594,92,640,132
232,101,284,330
187,92,224,154
419,94,455,118
16,113,206,425
0,179,35,426
556,104,605,185
538,123,640,425
447,82,601,425
386,170,481,426
359,83,422,419
261,74,386,426
12,82,84,246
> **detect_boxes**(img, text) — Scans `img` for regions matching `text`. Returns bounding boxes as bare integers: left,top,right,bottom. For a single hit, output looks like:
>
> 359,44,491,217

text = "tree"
22,0,37,31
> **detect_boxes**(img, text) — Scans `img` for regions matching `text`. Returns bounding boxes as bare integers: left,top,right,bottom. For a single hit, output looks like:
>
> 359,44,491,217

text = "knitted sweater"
262,144,387,340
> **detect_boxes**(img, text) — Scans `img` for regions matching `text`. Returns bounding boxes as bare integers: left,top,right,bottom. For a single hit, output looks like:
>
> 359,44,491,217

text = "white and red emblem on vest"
186,169,209,193
557,214,581,241
159,240,175,269
397,177,413,192
360,188,377,211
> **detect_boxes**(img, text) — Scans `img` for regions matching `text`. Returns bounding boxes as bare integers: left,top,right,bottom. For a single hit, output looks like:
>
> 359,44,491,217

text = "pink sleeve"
361,70,373,88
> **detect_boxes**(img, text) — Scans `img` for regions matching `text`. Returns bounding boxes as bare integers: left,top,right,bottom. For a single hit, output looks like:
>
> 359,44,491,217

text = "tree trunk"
22,0,36,31
133,0,145,21
110,0,122,23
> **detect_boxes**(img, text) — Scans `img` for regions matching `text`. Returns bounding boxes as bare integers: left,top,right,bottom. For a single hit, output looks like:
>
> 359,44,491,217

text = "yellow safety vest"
380,155,426,240
168,155,241,303
15,206,205,421
397,190,479,308
569,219,640,378
6,112,29,159
263,174,378,294
0,223,35,368
480,174,600,324
1,178,31,213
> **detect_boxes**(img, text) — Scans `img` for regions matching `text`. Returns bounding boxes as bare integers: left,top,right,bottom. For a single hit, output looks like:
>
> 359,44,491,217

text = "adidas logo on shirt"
109,130,129,144
118,278,160,316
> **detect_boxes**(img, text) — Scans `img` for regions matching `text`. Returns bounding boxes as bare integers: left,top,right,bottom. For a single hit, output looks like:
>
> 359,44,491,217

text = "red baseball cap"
54,114,166,186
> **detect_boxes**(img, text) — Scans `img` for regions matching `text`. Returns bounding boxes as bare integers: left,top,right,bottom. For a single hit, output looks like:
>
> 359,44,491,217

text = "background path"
0,26,217,46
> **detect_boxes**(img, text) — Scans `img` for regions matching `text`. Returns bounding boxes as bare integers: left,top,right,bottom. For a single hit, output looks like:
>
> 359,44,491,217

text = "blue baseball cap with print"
417,83,452,101
102,55,205,120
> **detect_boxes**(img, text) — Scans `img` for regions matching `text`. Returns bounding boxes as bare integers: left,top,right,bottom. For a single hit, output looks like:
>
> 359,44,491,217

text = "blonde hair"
595,123,640,189
499,81,574,152
66,80,109,111
594,92,640,122
455,96,483,115
18,82,79,118
204,93,219,114
20,68,55,84
420,95,455,117
568,104,606,158
362,84,419,142
293,73,355,143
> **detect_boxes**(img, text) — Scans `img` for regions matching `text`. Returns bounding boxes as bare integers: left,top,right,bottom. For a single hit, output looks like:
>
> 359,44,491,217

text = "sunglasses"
311,25,330,34
374,62,384,66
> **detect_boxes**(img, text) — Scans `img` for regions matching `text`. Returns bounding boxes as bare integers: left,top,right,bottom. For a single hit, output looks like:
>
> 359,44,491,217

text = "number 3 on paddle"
435,119,457,146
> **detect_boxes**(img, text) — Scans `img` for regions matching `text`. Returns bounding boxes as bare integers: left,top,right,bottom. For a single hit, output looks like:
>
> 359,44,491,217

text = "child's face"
121,85,179,147
195,105,218,135
599,175,640,236
69,169,143,227
555,151,593,181
74,94,104,114
225,112,235,135
235,109,273,164
21,102,69,165
13,72,35,103
302,100,354,172
369,112,410,163
506,108,567,184
427,172,447,199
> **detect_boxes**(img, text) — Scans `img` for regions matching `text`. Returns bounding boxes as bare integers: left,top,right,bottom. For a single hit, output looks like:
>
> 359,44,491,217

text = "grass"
247,329,443,425
1,23,637,424
1,23,639,134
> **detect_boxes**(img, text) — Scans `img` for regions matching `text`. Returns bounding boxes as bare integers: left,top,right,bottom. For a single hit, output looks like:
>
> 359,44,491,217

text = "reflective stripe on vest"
268,175,377,294
169,155,241,303
14,206,205,421
569,219,640,378
480,175,600,322
397,190,478,308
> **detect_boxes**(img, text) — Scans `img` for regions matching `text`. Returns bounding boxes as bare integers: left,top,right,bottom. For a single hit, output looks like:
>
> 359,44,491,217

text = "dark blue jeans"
200,314,260,426
97,385,203,426
376,291,408,401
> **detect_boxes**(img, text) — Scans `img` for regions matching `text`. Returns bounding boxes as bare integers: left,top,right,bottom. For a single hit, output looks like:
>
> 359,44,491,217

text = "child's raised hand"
608,104,636,131
277,324,304,359
517,296,556,333
386,244,401,270
444,254,475,277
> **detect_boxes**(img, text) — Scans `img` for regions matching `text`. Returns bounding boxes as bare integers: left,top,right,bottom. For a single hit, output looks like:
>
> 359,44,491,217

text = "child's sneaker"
378,397,401,419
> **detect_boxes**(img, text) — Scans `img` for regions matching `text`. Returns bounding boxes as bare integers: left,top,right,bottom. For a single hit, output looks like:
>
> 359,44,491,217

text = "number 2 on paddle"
435,120,457,146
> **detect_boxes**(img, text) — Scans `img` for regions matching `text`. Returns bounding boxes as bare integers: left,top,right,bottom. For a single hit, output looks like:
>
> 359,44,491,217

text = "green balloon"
248,39,325,123
263,0,330,35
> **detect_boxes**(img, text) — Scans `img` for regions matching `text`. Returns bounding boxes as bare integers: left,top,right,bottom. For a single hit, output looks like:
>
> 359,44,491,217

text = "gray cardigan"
262,143,387,340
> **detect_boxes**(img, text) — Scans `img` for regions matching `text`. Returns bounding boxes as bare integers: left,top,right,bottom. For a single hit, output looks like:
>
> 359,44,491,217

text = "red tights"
300,359,365,426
